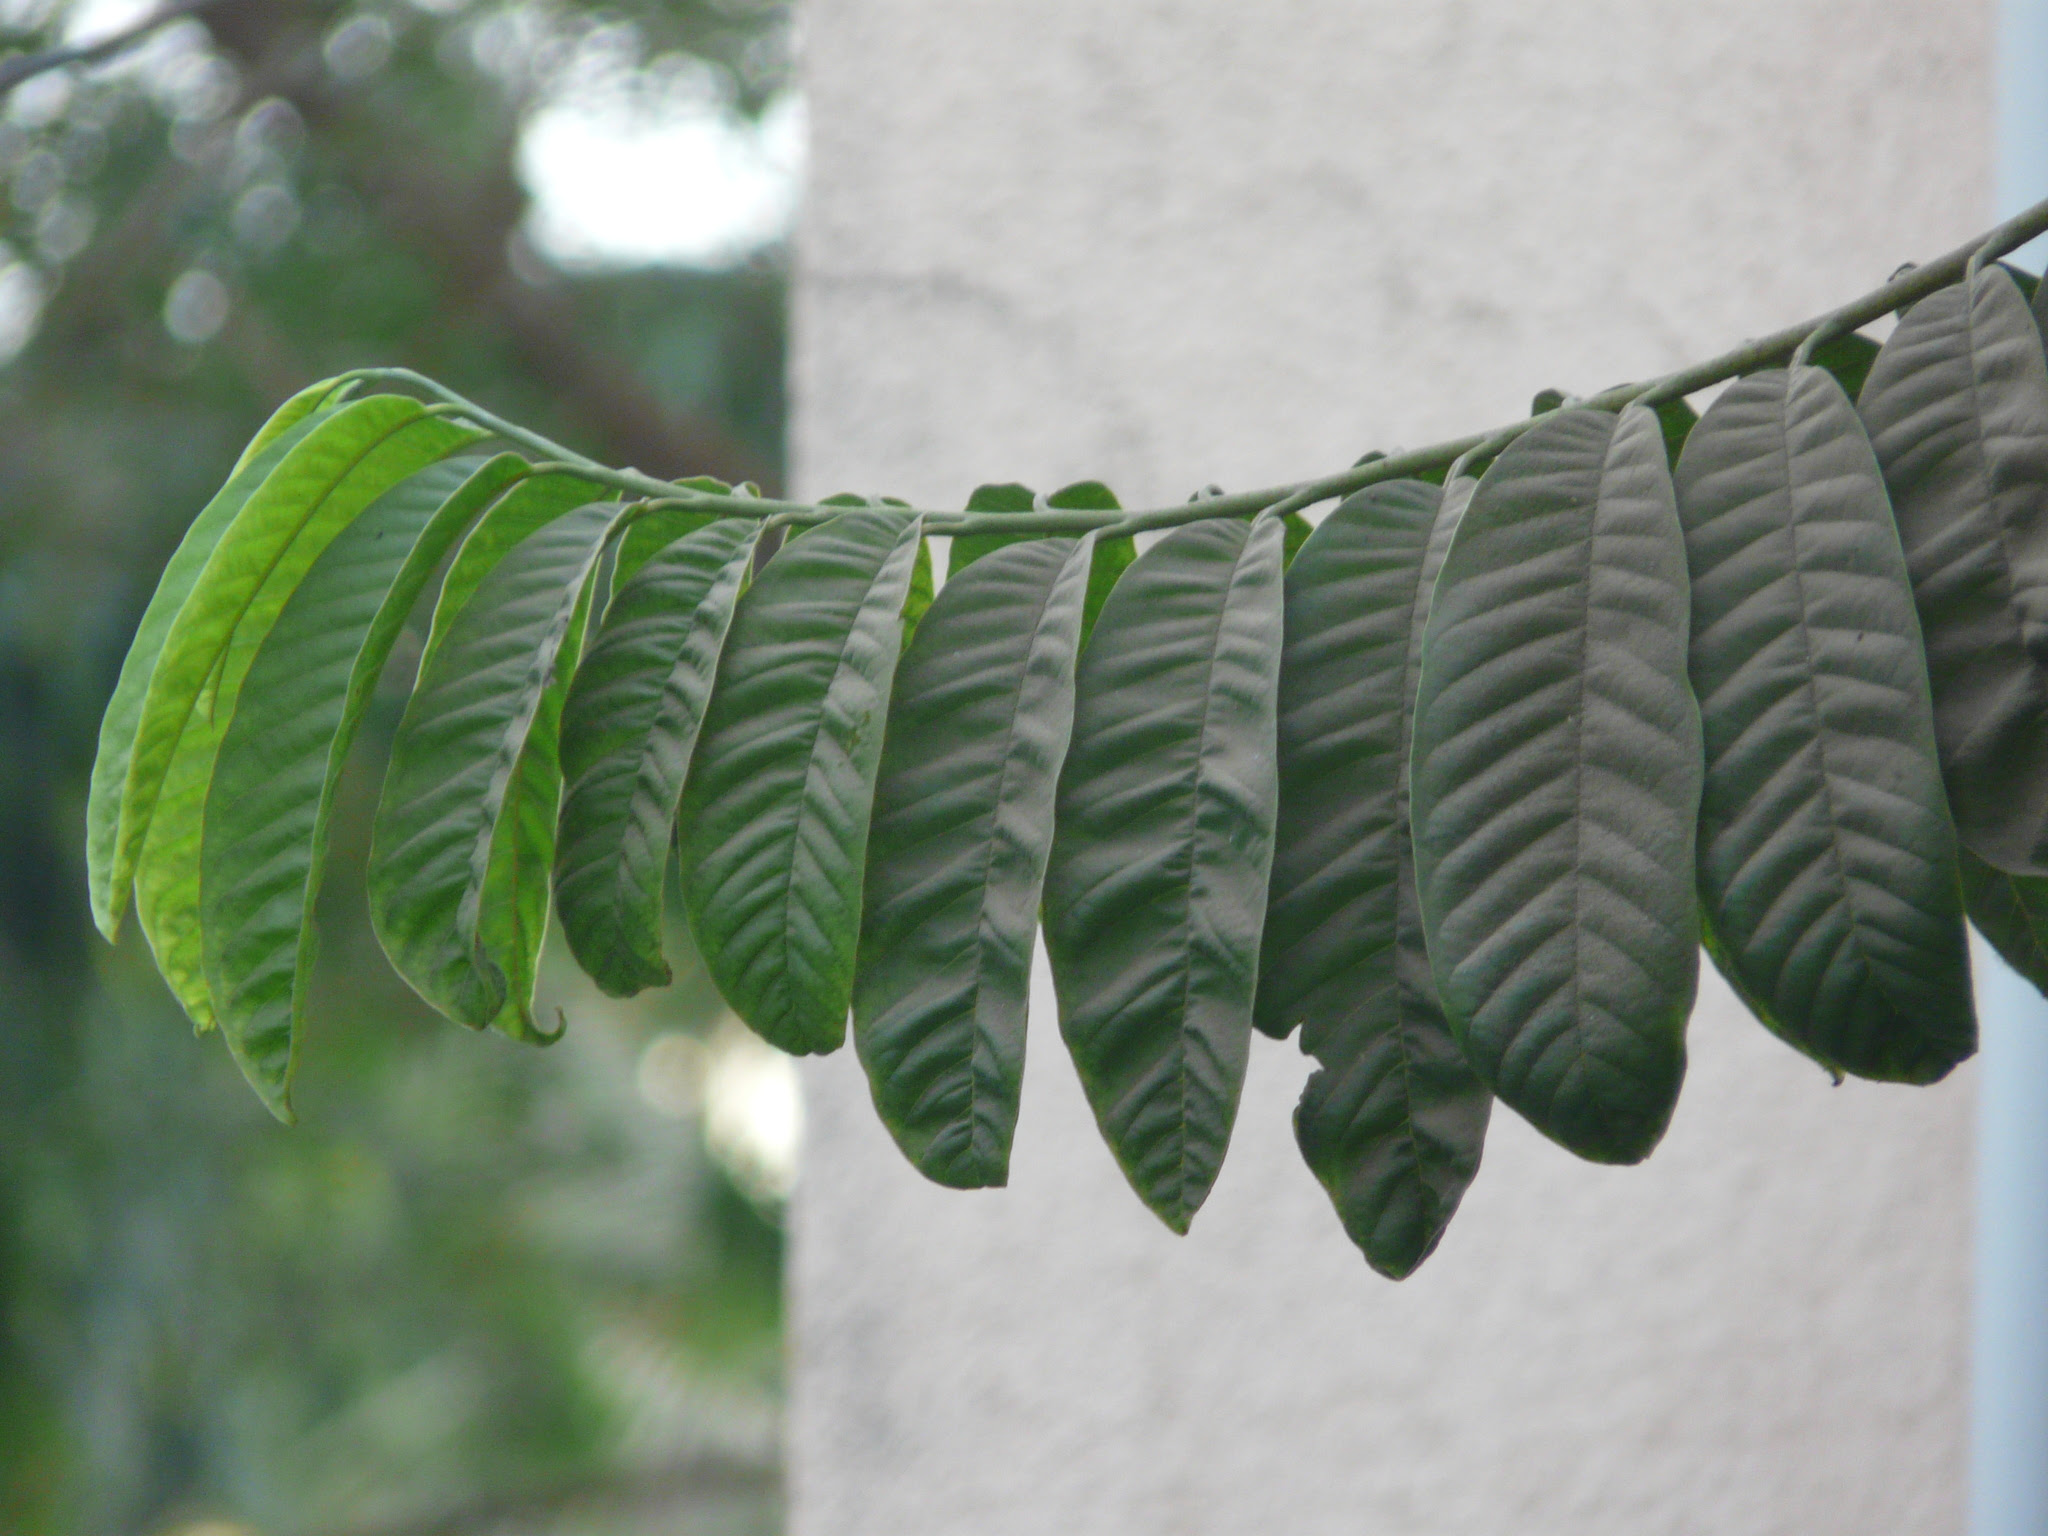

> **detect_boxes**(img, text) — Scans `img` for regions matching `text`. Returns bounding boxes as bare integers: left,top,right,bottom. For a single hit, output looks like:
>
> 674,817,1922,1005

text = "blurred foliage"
0,1,793,1531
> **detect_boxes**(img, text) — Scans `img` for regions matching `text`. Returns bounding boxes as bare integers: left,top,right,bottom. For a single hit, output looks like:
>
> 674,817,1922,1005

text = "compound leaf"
1258,477,1491,1278
854,533,1096,1188
554,518,759,997
677,509,924,1054
1042,513,1286,1232
1412,405,1702,1165
200,454,528,1117
369,499,619,1034
1675,366,1974,1083
1860,266,2048,875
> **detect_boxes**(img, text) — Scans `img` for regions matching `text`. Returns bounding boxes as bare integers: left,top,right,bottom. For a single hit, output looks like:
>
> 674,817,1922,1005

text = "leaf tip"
90,892,125,945
919,1156,1009,1192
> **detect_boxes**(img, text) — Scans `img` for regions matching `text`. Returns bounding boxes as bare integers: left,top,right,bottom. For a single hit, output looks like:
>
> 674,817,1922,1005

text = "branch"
345,189,2048,539
309,1451,777,1536
0,0,223,93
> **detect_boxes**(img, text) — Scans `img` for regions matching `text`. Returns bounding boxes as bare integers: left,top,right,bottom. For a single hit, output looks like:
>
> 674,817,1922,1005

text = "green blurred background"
0,2,795,1530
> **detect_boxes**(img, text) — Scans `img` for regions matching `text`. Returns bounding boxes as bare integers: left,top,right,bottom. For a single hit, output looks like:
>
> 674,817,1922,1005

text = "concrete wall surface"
789,4,1992,1532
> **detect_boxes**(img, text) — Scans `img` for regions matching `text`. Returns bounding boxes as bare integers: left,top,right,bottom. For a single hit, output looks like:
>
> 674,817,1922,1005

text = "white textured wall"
789,5,1992,1532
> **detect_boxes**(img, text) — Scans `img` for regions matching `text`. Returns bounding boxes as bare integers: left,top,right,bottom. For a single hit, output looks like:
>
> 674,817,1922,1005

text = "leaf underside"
100,394,475,954
369,499,619,1038
676,509,925,1054
1675,366,1974,1083
85,379,343,939
1412,405,1702,1167
1042,514,1286,1232
1259,477,1491,1277
88,247,2048,1273
854,534,1096,1188
201,453,526,1117
1860,266,2048,877
129,402,482,1032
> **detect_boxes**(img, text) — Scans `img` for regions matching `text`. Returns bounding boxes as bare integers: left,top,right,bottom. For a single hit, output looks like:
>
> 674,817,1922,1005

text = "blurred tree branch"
34,0,778,490
0,0,225,92
316,1450,778,1536
198,0,781,490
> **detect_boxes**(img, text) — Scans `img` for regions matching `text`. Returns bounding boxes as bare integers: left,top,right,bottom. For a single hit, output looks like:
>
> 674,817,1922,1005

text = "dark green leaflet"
1258,477,1490,1278
1411,405,1701,1166
85,379,344,939
1280,512,1313,566
200,455,527,1117
1653,396,1698,468
419,470,612,671
1259,478,1445,1045
1960,848,2048,997
368,501,620,1036
941,482,1035,574
812,493,935,651
901,535,935,649
947,480,1133,645
853,534,1096,1188
96,395,475,952
1860,266,2048,876
478,625,594,1043
1805,331,1880,403
1674,366,1974,1083
612,475,730,583
554,519,760,997
676,510,925,1054
1042,514,1286,1232
377,468,613,1040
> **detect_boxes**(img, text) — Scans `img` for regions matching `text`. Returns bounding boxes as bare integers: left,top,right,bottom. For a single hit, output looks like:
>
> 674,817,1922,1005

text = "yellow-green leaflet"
84,377,348,938
199,454,529,1119
113,396,481,1023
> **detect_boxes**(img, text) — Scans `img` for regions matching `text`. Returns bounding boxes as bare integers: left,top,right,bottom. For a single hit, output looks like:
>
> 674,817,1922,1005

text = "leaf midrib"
773,523,909,1041
1743,375,1920,1045
592,537,747,971
952,541,1076,1167
1161,525,1253,1224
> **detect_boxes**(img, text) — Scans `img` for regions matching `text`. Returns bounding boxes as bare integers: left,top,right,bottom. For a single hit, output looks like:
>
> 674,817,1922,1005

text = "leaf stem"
339,191,2048,539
